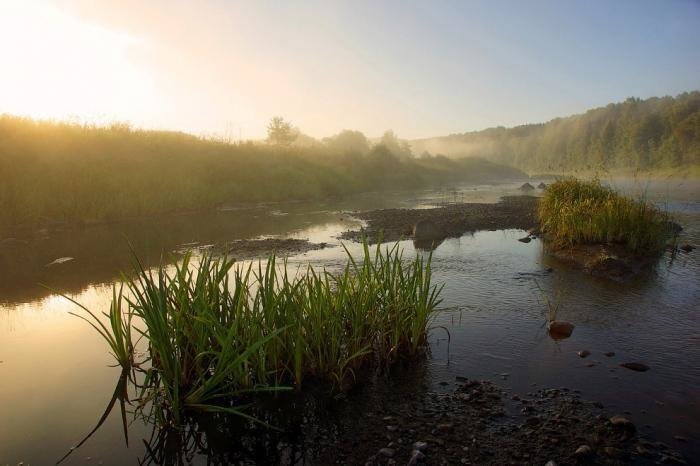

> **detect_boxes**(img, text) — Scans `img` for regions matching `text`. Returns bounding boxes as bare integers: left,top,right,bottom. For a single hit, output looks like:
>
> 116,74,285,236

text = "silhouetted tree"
267,116,298,146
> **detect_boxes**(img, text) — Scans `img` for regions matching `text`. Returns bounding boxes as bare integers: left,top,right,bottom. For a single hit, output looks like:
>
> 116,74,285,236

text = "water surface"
1,179,698,464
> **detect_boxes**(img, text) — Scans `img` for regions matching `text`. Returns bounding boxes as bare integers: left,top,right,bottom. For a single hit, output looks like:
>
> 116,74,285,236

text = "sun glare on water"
0,0,158,125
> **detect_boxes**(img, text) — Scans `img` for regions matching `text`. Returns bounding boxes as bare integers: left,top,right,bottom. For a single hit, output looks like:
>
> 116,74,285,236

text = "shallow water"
1,179,699,464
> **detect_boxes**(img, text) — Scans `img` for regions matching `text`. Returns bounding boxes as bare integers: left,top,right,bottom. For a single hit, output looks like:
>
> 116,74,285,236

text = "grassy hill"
0,116,525,230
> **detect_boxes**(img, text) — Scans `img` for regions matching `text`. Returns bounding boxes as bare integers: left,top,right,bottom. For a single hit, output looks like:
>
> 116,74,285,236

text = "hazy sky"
1,0,699,139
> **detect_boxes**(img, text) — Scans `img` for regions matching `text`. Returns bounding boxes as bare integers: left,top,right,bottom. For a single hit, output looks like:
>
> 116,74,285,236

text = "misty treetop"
412,91,700,172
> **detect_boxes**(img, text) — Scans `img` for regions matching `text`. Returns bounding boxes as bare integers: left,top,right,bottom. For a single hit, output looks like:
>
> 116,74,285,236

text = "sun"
0,0,158,125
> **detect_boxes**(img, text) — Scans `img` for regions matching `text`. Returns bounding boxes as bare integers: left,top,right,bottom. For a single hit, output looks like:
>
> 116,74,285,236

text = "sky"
0,0,699,140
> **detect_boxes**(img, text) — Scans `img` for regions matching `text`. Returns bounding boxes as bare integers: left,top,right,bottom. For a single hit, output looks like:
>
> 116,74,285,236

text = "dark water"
1,179,698,464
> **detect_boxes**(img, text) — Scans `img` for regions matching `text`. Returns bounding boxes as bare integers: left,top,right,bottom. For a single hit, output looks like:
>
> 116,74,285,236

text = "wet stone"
407,450,425,466
412,441,428,452
620,362,650,372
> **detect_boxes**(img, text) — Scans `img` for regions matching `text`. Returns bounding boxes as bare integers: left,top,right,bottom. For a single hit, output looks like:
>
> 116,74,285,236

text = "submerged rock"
519,182,535,192
620,362,650,372
604,351,615,357
548,321,574,339
680,244,694,253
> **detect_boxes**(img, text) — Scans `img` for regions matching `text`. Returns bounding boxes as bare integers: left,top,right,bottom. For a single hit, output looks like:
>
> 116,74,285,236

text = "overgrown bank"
0,115,525,230
538,178,678,280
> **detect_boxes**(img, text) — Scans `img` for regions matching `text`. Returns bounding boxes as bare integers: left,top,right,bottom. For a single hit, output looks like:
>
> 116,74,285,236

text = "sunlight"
0,0,158,124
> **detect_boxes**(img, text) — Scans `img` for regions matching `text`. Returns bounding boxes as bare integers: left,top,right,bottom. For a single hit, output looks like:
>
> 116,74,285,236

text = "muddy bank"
340,196,539,244
221,238,329,260
311,377,684,465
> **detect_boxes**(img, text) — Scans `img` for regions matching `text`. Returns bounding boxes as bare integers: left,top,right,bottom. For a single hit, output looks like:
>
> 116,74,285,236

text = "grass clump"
71,241,442,426
538,178,673,254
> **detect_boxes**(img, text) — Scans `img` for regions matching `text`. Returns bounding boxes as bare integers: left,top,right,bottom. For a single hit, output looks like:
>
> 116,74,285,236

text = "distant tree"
267,116,298,146
323,129,370,155
379,130,413,159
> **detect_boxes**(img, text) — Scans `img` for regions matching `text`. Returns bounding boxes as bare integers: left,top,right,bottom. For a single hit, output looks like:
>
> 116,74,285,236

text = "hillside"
411,92,700,174
0,116,525,229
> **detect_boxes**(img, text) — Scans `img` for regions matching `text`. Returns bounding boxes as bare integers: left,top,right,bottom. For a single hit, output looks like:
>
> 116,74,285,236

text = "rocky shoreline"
340,196,539,246
310,376,687,465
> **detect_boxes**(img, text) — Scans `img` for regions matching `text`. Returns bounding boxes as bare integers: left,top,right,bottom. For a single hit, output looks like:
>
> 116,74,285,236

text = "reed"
538,178,672,254
69,241,442,425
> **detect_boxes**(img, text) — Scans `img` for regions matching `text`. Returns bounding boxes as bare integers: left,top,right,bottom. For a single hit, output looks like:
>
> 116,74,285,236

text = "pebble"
574,445,592,457
436,423,453,433
407,450,425,466
609,415,636,431
378,448,395,458
413,441,428,452
603,446,622,458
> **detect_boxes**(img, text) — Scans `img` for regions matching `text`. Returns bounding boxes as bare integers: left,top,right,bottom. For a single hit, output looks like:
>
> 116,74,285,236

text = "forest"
411,91,700,173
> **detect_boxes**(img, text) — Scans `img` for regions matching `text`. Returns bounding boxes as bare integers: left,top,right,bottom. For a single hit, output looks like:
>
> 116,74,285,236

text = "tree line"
411,91,700,172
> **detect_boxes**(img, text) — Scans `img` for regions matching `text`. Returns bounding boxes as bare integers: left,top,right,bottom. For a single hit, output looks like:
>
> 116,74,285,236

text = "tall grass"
0,115,524,229
538,178,673,254
70,241,442,426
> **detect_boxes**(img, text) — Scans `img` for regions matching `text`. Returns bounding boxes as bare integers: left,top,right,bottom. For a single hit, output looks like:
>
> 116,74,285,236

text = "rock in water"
519,182,535,192
577,350,591,358
518,236,532,243
680,244,694,252
412,220,445,241
537,182,548,189
620,362,650,372
548,321,574,339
